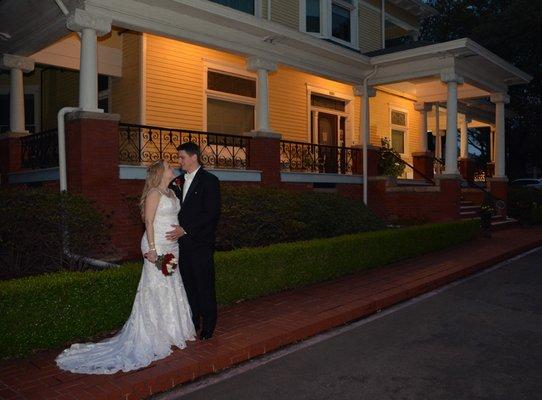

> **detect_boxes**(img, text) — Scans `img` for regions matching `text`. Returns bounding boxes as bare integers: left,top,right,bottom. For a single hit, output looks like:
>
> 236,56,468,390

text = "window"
301,0,358,48
390,108,407,154
306,0,321,33
332,1,351,42
98,75,110,113
209,0,255,14
206,69,256,135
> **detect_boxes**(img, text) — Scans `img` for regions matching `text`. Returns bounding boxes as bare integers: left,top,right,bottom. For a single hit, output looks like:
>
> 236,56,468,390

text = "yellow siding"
137,35,425,158
359,2,382,53
368,89,422,160
271,0,299,29
262,0,269,19
144,34,245,130
111,32,140,124
268,66,357,144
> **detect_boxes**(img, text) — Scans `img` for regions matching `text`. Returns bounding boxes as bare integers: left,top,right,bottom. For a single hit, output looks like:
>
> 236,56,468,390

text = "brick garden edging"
1,226,541,400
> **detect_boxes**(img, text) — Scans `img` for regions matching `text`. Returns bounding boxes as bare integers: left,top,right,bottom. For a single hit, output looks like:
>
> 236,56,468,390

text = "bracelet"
149,248,156,252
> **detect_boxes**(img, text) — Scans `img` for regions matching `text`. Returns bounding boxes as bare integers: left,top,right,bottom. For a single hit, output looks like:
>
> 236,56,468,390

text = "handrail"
386,151,435,185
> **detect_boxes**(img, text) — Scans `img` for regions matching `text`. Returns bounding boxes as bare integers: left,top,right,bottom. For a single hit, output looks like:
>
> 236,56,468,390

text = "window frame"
207,0,263,17
203,61,258,134
389,106,408,156
306,84,354,146
299,0,359,50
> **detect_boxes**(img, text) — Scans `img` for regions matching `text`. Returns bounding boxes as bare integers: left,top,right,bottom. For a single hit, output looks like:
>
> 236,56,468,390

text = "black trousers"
179,243,217,334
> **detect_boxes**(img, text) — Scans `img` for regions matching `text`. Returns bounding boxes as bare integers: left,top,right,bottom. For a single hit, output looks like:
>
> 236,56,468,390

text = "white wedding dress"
56,192,196,374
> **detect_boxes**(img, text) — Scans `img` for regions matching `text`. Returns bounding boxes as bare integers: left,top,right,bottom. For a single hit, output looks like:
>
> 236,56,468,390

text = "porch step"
491,218,520,230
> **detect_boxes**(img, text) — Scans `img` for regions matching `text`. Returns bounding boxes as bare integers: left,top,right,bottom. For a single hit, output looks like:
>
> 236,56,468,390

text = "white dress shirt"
182,166,201,202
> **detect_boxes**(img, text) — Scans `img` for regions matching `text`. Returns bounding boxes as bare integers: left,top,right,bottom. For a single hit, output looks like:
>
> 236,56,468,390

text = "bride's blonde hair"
140,160,165,220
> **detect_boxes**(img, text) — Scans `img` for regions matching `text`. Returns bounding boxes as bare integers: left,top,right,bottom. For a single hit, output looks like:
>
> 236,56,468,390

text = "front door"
318,112,338,173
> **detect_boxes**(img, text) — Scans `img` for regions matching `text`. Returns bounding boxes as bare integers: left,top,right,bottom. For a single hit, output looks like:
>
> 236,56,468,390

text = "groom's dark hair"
177,142,201,162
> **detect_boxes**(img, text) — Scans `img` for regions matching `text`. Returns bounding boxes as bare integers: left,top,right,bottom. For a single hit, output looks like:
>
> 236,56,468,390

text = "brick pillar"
245,131,282,185
0,132,26,186
352,145,379,176
487,177,508,218
367,176,389,218
486,162,495,178
412,151,435,180
458,158,476,181
435,174,462,220
65,111,128,256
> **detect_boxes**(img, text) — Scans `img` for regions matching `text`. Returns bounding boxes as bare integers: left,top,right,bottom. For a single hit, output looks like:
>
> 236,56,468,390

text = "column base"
244,130,282,139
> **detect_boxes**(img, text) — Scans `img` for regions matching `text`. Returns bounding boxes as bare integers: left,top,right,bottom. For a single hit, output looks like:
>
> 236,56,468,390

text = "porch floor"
1,226,541,400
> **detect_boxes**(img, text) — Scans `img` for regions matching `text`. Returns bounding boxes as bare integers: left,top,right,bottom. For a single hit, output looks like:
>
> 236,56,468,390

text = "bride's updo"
140,160,165,220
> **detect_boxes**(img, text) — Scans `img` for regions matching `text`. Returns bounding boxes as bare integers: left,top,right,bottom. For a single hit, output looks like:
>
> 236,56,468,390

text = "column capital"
440,72,464,84
246,57,277,72
414,102,432,112
0,54,34,73
67,9,112,36
490,93,510,104
353,85,376,97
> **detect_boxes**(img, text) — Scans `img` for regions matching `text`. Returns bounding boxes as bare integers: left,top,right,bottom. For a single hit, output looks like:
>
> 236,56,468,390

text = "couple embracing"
56,142,221,374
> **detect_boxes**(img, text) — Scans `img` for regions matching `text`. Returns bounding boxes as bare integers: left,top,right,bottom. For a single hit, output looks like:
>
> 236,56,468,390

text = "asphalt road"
163,248,542,400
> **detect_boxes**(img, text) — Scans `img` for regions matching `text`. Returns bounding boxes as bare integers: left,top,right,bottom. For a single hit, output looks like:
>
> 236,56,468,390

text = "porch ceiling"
0,0,82,56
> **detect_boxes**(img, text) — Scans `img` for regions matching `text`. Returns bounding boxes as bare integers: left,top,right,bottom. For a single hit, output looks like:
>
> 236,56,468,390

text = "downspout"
362,66,378,205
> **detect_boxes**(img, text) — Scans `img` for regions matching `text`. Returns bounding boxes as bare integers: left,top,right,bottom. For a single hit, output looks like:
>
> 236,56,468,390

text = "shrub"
508,187,542,223
216,186,385,249
0,219,479,359
0,188,111,280
378,138,406,178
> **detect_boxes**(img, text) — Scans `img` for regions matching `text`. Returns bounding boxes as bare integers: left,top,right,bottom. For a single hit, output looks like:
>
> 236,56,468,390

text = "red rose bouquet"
155,253,178,276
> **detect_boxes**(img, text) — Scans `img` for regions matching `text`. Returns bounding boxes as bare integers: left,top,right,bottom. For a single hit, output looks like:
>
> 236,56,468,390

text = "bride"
56,160,196,374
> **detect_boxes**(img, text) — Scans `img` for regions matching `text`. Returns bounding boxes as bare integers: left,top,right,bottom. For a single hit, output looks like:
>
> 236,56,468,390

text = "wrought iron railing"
280,140,360,175
20,129,59,169
118,123,248,169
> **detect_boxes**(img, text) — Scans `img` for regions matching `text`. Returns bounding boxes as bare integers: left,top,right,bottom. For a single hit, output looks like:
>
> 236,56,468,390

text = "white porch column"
441,72,464,175
67,9,112,111
354,84,376,205
490,128,495,162
414,102,432,152
434,103,441,158
460,116,470,159
247,57,277,134
490,93,510,178
354,85,376,146
0,54,35,133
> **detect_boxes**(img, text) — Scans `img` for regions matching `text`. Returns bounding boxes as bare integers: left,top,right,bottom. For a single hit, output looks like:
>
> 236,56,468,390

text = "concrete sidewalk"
1,227,542,400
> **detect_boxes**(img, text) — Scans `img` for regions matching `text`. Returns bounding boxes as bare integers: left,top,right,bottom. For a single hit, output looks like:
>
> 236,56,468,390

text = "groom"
166,142,221,340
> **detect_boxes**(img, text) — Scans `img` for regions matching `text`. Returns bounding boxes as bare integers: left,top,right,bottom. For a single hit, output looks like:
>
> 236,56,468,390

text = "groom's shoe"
199,331,213,341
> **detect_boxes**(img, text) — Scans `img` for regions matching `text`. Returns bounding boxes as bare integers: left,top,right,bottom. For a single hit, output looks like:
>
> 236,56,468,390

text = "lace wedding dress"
56,192,196,374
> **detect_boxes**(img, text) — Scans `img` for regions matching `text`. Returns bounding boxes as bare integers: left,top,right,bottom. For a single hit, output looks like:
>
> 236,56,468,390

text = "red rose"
175,178,183,186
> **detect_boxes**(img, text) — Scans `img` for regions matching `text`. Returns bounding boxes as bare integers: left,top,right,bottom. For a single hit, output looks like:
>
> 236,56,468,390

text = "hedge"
215,185,386,249
0,219,479,359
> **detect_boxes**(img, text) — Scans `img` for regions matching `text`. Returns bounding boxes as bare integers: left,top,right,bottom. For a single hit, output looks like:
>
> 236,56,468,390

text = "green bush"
216,186,384,249
0,188,111,280
0,220,478,359
508,187,542,223
378,138,406,178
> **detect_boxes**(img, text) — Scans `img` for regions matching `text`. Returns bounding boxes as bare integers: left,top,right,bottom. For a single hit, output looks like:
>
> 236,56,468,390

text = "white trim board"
119,165,262,182
281,171,363,184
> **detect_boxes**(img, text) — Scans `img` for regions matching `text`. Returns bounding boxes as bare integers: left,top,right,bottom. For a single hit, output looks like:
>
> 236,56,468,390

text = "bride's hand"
147,250,158,263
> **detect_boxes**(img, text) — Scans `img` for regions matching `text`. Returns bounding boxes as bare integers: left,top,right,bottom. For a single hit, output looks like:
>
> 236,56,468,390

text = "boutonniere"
174,177,184,187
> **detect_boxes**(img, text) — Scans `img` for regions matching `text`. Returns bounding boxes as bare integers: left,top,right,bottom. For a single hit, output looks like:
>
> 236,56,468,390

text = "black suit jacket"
169,167,221,248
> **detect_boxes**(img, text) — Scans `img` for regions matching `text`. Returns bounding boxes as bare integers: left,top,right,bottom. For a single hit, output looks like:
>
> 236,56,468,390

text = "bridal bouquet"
155,253,178,276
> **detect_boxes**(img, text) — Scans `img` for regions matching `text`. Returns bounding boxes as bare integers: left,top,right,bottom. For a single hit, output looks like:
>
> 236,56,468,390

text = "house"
0,0,532,258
